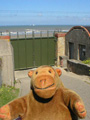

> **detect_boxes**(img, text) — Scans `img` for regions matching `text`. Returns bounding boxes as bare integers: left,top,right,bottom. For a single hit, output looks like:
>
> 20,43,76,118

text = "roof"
84,26,90,33
66,26,90,37
55,33,66,38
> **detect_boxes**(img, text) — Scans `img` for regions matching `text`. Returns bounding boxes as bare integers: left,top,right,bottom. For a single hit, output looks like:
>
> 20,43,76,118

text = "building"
65,26,90,61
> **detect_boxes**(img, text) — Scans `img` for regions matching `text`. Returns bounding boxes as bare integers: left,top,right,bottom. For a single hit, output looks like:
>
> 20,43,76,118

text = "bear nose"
40,79,46,86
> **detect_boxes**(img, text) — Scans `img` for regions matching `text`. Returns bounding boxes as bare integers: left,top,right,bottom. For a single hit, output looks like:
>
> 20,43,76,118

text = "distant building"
65,26,90,60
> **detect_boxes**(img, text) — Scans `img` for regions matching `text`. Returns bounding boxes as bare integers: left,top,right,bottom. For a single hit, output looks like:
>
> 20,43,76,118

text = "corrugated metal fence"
10,31,57,70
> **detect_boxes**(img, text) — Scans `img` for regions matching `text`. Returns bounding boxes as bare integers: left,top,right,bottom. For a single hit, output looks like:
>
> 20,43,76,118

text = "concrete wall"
67,59,90,76
55,33,66,66
0,36,14,86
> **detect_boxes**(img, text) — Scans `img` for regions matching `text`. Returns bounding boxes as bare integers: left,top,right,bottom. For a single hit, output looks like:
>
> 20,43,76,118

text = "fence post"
47,31,49,38
25,31,26,39
53,31,55,37
17,32,19,39
40,31,42,38
32,31,35,38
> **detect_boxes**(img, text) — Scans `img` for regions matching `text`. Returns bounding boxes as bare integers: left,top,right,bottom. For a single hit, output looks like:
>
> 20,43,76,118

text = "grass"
82,59,90,65
0,85,19,107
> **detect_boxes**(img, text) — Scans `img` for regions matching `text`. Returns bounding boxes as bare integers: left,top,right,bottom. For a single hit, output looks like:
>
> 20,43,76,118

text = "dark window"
69,42,74,59
79,45,86,60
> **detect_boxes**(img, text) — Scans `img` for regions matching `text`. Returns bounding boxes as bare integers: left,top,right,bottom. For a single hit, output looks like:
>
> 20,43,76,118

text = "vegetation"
82,59,90,65
0,85,19,107
0,58,2,68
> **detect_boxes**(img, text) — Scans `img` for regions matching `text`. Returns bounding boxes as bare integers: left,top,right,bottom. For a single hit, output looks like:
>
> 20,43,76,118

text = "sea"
0,25,74,36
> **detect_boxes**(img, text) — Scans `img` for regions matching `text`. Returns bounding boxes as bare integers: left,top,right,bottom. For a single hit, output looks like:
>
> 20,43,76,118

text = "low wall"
67,59,90,76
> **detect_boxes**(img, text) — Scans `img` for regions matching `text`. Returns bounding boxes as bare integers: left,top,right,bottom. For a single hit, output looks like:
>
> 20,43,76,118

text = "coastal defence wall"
0,36,14,86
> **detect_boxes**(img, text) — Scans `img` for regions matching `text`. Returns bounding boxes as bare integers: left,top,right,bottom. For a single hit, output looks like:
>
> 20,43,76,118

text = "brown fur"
0,66,86,120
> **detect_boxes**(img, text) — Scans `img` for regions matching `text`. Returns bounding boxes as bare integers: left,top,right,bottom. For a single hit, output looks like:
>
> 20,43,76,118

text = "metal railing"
0,30,62,39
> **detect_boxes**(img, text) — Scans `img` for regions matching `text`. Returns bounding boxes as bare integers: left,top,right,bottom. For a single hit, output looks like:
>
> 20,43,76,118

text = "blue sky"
0,0,90,25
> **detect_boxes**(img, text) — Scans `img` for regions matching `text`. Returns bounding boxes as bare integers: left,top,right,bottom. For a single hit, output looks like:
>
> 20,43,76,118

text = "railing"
0,30,62,39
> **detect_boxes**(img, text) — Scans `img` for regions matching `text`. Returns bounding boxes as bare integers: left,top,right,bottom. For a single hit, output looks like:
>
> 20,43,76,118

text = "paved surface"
61,74,90,120
15,68,90,120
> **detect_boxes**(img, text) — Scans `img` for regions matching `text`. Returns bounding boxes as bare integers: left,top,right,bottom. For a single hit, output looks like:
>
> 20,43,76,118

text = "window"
79,45,86,60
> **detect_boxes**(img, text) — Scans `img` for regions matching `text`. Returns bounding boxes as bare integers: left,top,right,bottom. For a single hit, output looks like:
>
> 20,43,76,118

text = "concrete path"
61,73,90,120
15,68,90,120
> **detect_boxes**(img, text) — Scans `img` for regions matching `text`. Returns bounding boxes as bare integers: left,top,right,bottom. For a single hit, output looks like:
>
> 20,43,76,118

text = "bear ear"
55,68,62,76
28,70,34,77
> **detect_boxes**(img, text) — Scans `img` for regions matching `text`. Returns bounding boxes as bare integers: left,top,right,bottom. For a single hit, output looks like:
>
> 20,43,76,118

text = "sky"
0,0,90,26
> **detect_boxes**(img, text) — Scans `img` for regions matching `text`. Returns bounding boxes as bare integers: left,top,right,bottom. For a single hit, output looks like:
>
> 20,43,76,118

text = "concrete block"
67,59,90,76
0,36,14,86
59,56,68,68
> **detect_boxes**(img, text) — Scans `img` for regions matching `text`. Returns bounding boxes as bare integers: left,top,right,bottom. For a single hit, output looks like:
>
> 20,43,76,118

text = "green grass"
82,59,90,65
0,85,19,107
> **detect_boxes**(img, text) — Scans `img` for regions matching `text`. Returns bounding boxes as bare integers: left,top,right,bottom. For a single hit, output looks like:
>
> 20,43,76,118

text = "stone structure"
55,33,66,67
0,36,14,86
65,26,90,61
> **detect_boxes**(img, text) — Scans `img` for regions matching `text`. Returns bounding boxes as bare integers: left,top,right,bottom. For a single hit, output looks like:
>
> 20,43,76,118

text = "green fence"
10,31,56,70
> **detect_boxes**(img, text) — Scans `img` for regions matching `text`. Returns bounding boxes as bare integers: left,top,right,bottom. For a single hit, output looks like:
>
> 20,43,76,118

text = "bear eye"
36,71,38,75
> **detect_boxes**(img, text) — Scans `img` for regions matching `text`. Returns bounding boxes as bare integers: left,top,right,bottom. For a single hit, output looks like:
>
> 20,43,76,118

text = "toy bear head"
28,66,63,99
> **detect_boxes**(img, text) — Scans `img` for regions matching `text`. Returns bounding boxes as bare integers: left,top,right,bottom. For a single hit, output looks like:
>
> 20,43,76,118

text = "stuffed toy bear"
0,65,86,120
